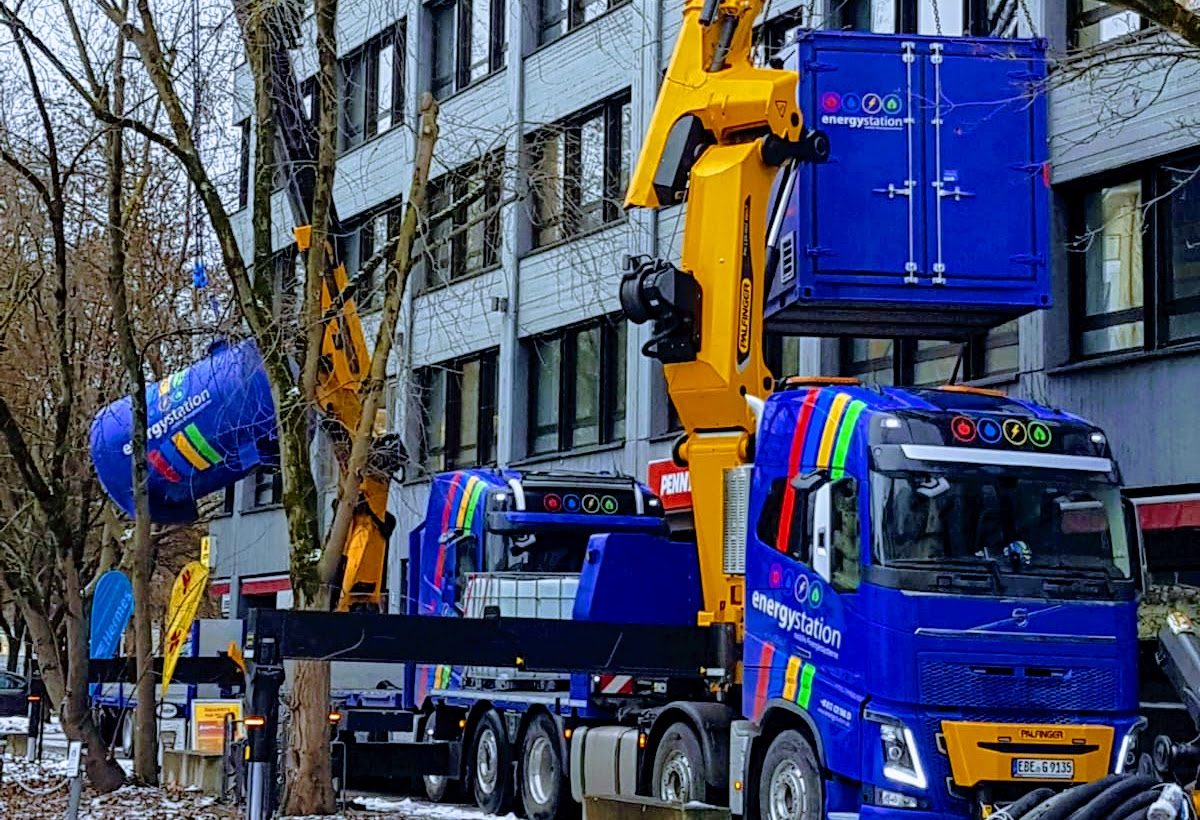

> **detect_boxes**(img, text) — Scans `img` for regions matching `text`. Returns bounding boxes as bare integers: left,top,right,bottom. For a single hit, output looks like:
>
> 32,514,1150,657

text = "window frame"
536,0,629,47
248,467,283,510
339,22,406,153
423,151,505,290
527,92,631,250
837,332,1019,385
429,0,506,100
416,348,500,473
1068,173,1151,360
525,314,627,456
1068,0,1148,49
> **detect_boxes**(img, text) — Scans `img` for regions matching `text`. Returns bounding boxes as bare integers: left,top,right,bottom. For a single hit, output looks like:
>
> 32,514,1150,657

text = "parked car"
0,672,28,716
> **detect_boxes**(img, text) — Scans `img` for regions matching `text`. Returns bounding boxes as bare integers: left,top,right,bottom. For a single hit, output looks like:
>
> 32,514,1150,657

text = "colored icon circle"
582,494,600,513
794,575,809,603
808,583,823,608
820,91,842,113
882,93,902,114
977,418,1002,444
543,493,562,512
950,415,976,443
1028,422,1052,448
600,495,618,514
563,494,581,512
1003,419,1028,446
841,93,861,113
862,93,883,114
770,564,783,589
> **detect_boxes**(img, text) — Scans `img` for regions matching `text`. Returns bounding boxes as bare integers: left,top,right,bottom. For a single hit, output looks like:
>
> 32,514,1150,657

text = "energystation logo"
123,389,213,455
818,91,904,131
751,590,843,658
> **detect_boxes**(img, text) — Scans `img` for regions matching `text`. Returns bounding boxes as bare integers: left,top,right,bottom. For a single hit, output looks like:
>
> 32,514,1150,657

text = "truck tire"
520,713,570,820
758,730,822,820
422,713,461,803
652,722,706,803
119,712,135,759
471,709,514,814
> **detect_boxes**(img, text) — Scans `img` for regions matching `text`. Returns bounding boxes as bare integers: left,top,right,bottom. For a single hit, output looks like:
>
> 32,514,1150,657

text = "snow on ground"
0,752,514,818
0,716,28,734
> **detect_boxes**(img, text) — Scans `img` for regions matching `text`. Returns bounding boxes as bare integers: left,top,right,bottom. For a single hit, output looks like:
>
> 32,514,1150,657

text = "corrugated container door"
920,39,1049,295
803,41,923,283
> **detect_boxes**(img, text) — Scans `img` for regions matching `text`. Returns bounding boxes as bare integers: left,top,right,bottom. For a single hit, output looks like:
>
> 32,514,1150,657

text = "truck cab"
743,381,1143,818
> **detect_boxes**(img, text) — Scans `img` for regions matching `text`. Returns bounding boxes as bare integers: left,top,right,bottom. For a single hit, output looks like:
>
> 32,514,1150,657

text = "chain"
930,0,943,36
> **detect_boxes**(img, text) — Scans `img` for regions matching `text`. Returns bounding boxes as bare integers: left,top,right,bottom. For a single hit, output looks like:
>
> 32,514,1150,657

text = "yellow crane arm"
295,226,391,613
621,0,827,631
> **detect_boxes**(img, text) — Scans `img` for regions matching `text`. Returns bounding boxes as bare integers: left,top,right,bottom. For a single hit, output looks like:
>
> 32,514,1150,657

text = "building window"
1070,1,1144,49
1073,179,1144,357
424,152,504,289
841,330,1018,385
836,0,964,35
754,8,808,66
430,0,506,100
417,349,499,472
537,0,628,46
341,23,406,152
222,485,236,515
237,119,251,209
250,467,283,509
1070,157,1200,356
526,315,626,455
527,92,631,248
343,203,403,310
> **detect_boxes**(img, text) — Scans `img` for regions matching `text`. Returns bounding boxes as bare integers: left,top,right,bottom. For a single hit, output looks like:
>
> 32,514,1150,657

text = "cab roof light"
782,376,861,389
936,384,1006,398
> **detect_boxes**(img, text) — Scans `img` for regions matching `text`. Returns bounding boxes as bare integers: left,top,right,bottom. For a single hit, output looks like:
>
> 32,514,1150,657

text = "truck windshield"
872,468,1131,579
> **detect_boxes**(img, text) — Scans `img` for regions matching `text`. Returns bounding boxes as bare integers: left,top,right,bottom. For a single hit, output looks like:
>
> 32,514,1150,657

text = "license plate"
1011,758,1074,780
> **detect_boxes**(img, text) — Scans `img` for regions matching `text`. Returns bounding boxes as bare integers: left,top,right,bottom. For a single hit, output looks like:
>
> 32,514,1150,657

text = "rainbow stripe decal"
171,424,223,471
776,390,867,552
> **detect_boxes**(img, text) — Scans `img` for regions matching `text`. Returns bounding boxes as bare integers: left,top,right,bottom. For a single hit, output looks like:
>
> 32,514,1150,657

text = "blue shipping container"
90,339,278,524
766,31,1050,338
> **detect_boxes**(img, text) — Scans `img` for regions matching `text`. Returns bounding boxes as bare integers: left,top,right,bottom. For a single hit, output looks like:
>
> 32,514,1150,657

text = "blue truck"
374,383,1143,820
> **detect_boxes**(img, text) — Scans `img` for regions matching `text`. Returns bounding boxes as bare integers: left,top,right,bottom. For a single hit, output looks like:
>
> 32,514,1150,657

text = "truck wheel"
471,709,514,814
119,713,135,759
652,722,706,803
521,713,569,820
422,713,461,803
758,730,822,820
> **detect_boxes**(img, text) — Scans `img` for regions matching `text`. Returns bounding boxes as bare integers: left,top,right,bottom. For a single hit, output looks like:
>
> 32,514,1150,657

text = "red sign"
647,459,692,511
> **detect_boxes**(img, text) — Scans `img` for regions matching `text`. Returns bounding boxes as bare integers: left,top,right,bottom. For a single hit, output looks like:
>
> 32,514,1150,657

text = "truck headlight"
873,718,927,790
1115,718,1147,774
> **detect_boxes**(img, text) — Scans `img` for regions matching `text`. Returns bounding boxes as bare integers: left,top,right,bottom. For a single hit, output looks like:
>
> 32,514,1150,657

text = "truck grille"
919,662,1119,711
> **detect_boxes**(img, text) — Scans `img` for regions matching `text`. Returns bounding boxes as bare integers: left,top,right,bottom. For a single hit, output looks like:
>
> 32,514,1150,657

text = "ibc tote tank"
90,339,278,524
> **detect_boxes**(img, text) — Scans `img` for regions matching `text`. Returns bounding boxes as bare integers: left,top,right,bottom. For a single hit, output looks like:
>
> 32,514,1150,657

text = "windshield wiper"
886,556,1003,592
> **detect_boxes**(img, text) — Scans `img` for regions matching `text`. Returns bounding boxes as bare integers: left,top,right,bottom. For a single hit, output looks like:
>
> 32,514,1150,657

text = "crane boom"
621,0,827,630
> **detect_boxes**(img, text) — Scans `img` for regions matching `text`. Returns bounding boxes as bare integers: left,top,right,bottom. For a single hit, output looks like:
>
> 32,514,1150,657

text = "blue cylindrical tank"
90,339,278,524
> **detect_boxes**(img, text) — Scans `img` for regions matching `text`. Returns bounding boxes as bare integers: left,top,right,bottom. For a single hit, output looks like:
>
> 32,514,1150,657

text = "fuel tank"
90,339,277,523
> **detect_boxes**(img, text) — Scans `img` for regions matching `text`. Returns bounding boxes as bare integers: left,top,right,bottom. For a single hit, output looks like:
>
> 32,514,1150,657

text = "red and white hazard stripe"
597,675,634,695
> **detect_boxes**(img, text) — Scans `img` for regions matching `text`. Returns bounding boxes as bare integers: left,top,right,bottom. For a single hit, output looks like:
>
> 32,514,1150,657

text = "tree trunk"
7,614,24,673
281,660,334,814
61,559,126,793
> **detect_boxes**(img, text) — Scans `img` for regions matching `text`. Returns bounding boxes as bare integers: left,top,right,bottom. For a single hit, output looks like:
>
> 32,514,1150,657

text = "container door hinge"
803,60,837,73
873,182,914,199
805,245,834,258
901,41,916,64
937,184,975,202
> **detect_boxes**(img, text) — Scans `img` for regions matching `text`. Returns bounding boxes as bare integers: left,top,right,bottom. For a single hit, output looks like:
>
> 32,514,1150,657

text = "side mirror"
1122,497,1146,591
791,470,828,492
812,483,832,582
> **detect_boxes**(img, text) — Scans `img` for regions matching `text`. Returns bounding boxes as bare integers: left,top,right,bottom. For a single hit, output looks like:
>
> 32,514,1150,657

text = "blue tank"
767,31,1050,338
90,339,278,524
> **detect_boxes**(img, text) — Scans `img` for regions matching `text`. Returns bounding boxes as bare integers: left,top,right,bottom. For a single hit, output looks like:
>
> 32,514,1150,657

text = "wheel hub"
659,749,695,803
768,759,811,820
476,728,499,795
525,735,555,806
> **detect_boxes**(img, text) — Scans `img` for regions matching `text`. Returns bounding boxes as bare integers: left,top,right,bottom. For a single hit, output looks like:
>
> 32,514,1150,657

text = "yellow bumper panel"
941,721,1114,787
